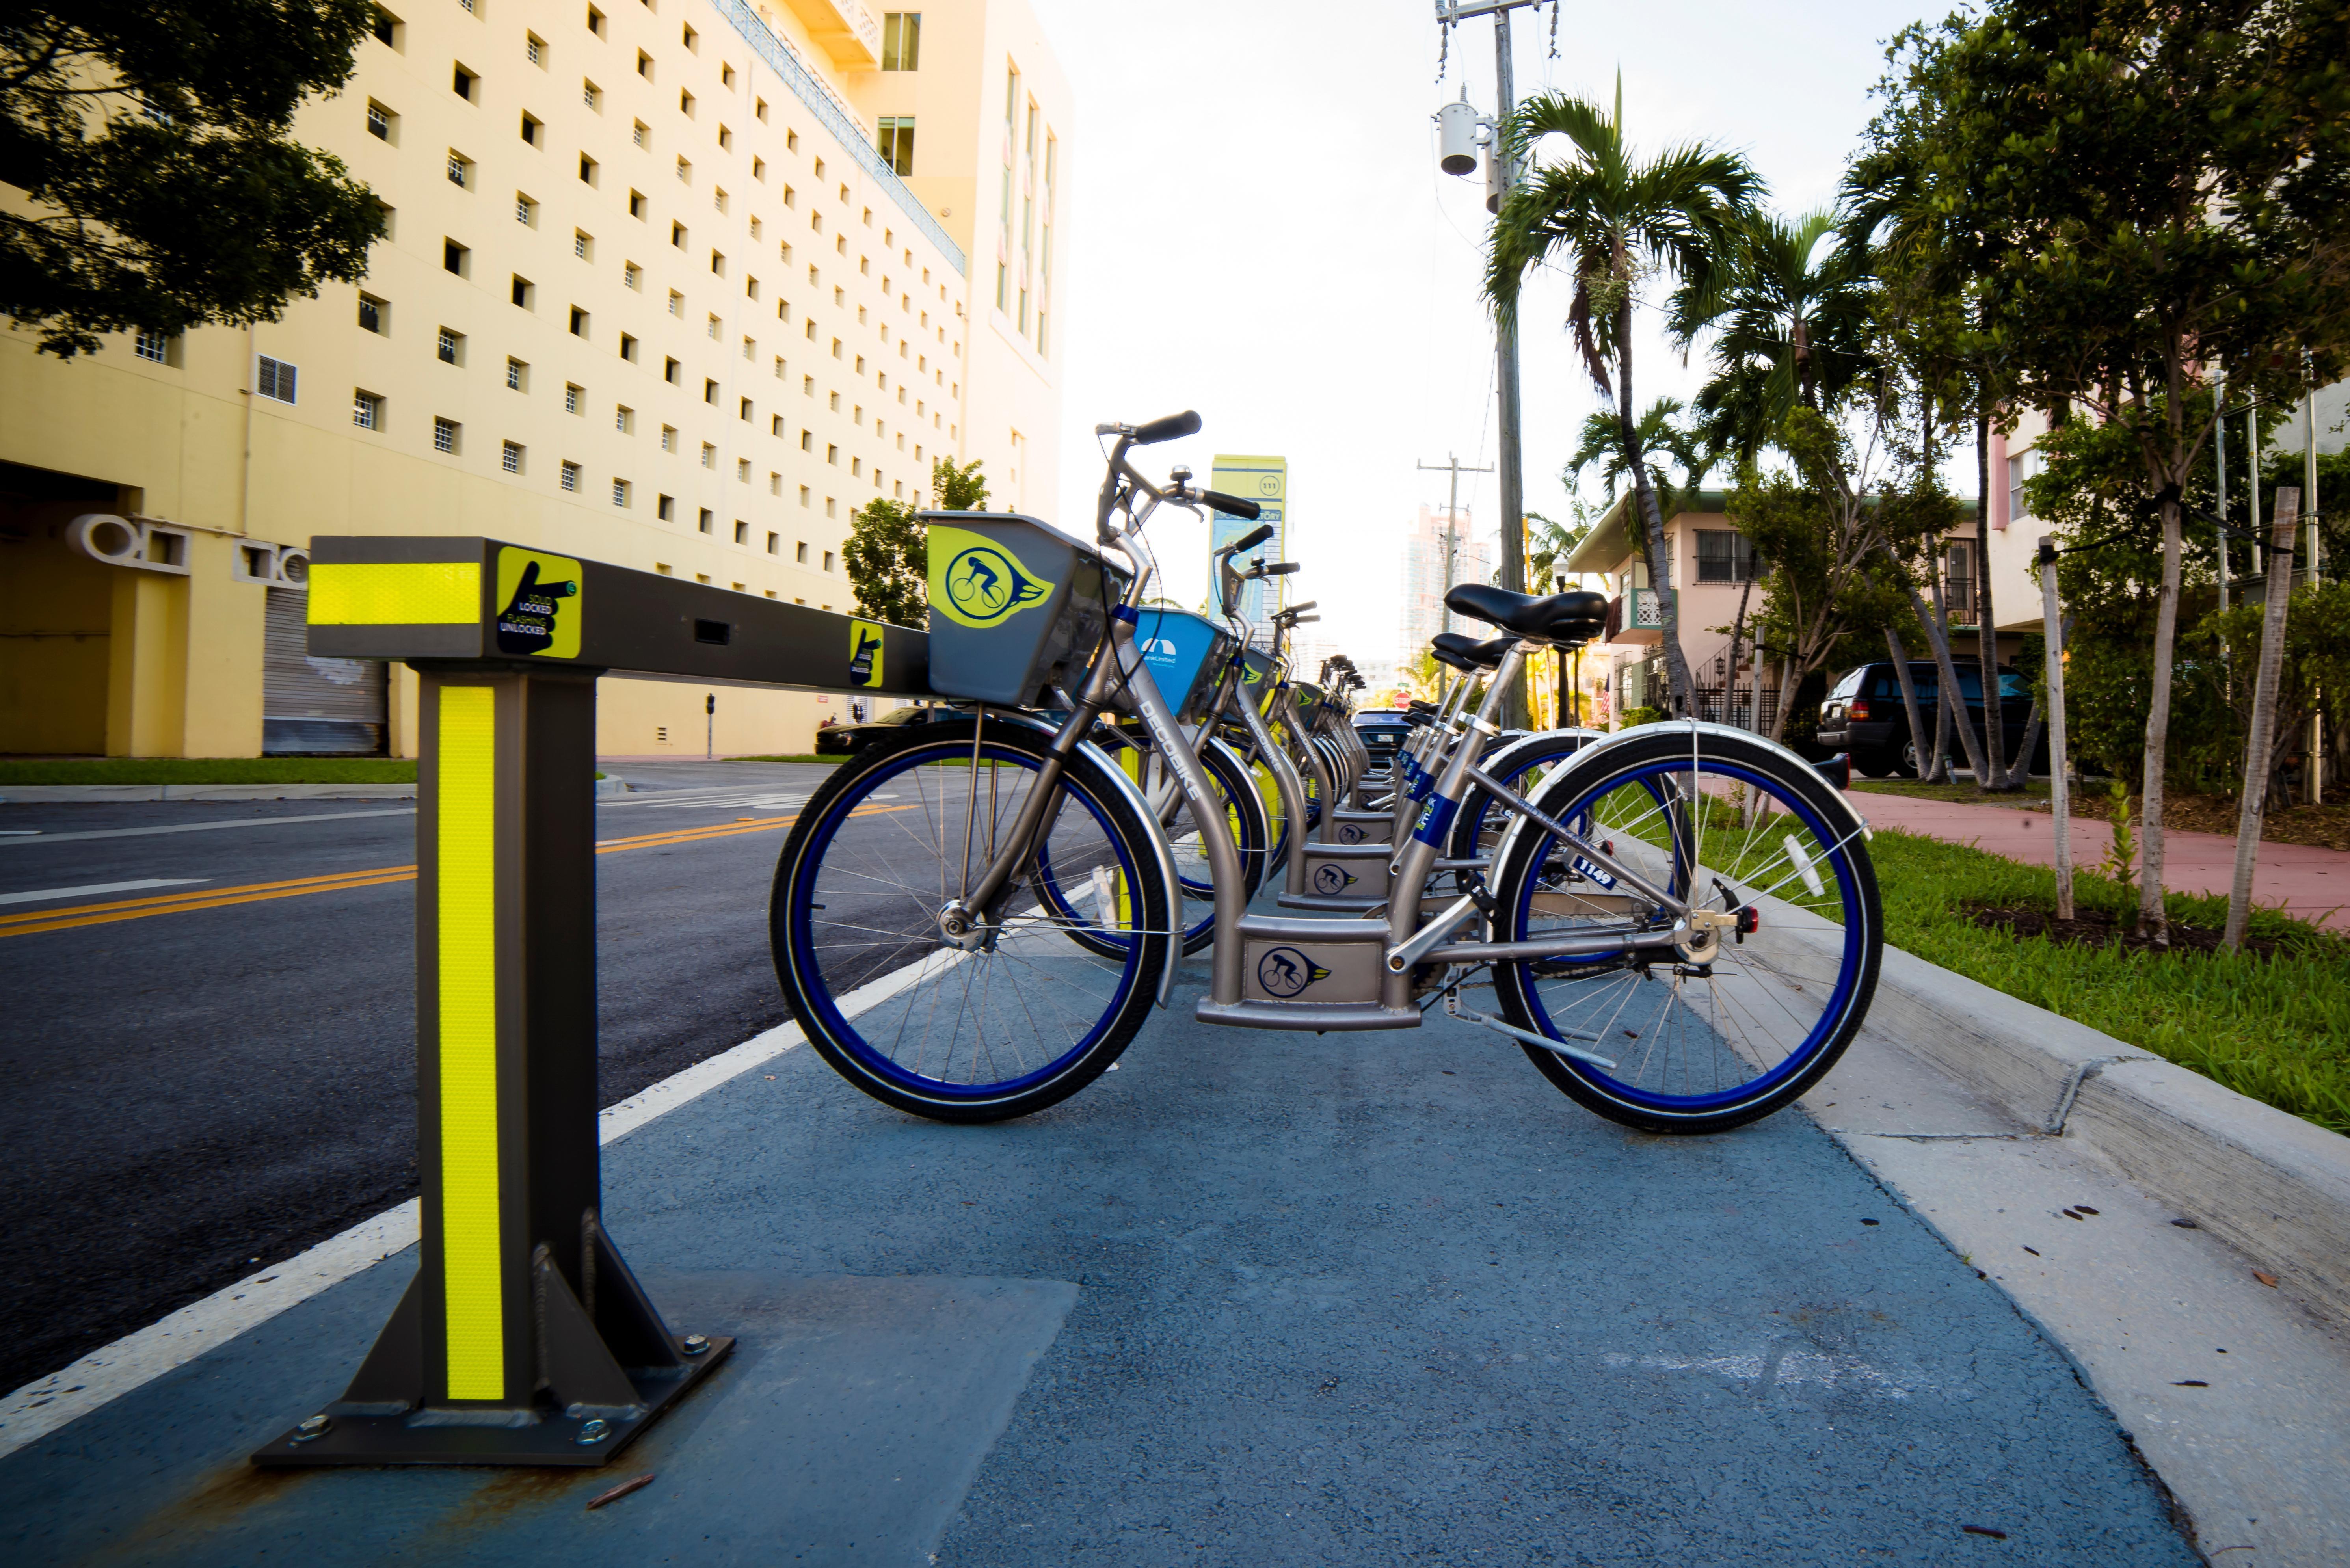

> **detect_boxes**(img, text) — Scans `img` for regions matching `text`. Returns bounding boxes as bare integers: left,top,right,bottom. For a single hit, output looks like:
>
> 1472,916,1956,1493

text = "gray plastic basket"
923,511,1132,706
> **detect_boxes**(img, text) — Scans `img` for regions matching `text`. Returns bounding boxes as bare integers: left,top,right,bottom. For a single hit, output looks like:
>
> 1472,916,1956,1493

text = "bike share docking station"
254,534,930,1466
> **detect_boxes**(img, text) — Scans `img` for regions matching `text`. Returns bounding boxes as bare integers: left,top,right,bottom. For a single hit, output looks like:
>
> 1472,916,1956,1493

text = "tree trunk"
1976,412,2009,791
2138,492,2185,943
2039,538,2074,920
1617,299,1695,715
2226,490,2302,948
1929,547,1954,781
1886,544,1991,782
1886,627,1929,778
1726,572,1755,730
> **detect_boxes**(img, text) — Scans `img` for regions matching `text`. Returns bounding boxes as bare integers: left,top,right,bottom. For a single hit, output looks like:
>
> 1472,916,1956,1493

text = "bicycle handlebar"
1221,523,1275,554
1132,410,1202,446
1263,562,1301,575
1201,489,1262,520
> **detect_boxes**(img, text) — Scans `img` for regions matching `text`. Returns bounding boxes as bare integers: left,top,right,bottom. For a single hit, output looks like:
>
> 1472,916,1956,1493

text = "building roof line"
1563,486,1981,575
710,0,966,276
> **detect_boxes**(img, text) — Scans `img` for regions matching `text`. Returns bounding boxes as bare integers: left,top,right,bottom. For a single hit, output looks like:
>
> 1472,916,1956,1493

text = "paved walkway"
1,942,2196,1564
1850,789,2350,931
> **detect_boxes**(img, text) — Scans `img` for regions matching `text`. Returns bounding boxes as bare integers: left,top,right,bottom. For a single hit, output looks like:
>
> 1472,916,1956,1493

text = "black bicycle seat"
1445,584,1609,645
1430,631,1515,670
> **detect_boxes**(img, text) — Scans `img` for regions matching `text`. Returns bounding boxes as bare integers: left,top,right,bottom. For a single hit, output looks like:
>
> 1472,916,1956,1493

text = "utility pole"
1435,0,1552,727
1419,454,1492,637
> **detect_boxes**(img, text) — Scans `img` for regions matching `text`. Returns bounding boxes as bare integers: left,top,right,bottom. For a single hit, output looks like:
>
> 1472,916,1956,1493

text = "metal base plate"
251,1336,733,1468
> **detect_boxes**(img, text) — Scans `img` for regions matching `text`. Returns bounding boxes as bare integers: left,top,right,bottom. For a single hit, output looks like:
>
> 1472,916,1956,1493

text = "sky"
1023,0,1947,672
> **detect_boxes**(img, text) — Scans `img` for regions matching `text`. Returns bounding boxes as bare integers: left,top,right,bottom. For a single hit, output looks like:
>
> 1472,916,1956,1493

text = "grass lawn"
0,757,418,786
1853,778,2052,806
1867,827,2350,1135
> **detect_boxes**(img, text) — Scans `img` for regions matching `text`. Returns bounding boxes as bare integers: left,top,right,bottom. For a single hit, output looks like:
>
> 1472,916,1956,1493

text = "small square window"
733,519,748,544
657,494,675,521
443,238,469,275
506,355,527,389
739,396,753,421
437,326,462,363
434,416,460,454
766,531,779,552
526,32,543,65
615,405,633,433
574,229,592,259
697,507,713,533
664,357,681,384
668,290,684,316
619,332,636,361
447,150,473,187
612,478,631,507
582,80,601,110
672,221,687,248
453,67,478,103
795,540,808,561
257,355,298,402
501,441,524,474
568,305,588,337
823,549,835,571
633,119,648,147
676,155,692,184
768,472,781,496
735,458,750,481
516,192,537,225
560,460,581,491
701,443,716,468
357,293,387,333
367,101,395,141
511,274,534,307
353,390,383,429
520,112,542,145
680,89,695,117
579,153,597,184
799,431,811,452
623,261,641,289
564,383,582,414
660,425,676,451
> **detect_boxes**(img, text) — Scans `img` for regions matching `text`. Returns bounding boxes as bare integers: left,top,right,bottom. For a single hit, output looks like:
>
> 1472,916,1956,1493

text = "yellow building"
0,0,1071,759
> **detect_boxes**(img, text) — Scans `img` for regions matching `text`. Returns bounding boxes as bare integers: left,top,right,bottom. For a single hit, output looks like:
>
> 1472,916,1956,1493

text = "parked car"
814,704,946,755
1351,709,1412,767
1815,660,2047,779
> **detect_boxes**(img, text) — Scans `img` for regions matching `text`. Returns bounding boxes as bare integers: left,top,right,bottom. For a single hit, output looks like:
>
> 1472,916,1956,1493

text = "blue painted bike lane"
1,945,2196,1565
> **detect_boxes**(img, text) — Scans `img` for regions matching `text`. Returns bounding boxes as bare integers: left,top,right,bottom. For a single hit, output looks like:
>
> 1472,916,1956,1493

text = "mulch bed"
1963,902,2318,962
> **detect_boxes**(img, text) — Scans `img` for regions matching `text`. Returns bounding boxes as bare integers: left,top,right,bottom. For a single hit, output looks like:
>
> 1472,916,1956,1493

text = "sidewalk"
1850,788,2350,931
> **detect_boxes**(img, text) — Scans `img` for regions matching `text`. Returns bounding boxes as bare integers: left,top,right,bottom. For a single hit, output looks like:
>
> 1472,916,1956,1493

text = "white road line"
0,944,962,1460
0,878,210,906
0,809,416,848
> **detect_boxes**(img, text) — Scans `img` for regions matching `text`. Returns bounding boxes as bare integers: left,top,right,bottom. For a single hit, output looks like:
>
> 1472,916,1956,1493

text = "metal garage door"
262,587,387,754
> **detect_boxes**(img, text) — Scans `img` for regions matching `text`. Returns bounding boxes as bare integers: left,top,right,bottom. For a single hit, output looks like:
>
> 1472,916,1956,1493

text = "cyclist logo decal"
1256,945,1331,998
928,526,1055,629
1311,863,1357,896
493,549,582,658
1337,822,1365,844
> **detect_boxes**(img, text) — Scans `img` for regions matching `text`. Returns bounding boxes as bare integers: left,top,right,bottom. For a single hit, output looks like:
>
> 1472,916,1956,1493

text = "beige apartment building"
0,0,1070,759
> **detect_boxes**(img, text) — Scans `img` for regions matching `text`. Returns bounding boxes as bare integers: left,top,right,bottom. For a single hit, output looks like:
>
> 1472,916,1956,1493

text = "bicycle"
769,412,1883,1133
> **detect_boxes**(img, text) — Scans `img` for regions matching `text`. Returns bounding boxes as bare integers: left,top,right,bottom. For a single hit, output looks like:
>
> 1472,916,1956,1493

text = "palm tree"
1486,84,1762,716
1680,208,1872,465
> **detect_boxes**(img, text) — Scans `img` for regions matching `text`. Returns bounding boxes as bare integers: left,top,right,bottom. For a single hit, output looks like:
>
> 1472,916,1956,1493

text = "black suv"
1815,660,2046,779
1352,710,1412,768
813,704,944,755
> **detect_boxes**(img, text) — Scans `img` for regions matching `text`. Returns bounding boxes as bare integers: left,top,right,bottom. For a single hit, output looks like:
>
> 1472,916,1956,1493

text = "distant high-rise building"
1399,504,1491,670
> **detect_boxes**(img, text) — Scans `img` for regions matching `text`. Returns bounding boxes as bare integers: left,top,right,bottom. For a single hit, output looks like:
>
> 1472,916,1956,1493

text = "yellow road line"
0,803,913,940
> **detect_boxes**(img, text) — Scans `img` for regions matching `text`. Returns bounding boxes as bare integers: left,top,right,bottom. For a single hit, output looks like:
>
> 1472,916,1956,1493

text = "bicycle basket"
1133,607,1233,724
924,512,1133,706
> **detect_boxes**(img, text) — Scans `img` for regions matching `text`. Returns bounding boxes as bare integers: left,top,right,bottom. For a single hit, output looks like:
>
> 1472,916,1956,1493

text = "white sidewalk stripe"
0,944,958,1461
0,879,208,906
0,810,416,848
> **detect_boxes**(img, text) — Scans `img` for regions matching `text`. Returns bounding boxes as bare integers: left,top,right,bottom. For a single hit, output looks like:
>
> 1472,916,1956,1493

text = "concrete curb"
0,779,632,802
1867,939,2350,1325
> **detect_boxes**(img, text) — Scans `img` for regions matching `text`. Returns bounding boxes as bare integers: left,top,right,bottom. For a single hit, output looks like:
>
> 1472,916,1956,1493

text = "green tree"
1486,84,1762,716
1905,0,2350,940
2,1,387,357
1679,208,1874,466
844,456,992,626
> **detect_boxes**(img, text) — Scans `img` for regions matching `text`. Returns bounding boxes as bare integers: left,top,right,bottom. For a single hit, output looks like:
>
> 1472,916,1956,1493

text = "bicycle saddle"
1445,584,1609,645
1430,631,1514,671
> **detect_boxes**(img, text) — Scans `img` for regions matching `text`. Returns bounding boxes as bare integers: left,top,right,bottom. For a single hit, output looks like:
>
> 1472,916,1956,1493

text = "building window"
516,193,537,225
579,153,597,184
766,532,779,553
520,112,542,145
661,424,676,451
877,116,914,176
629,189,646,218
437,326,462,364
501,441,524,474
739,396,753,420
1693,530,1760,584
768,472,781,495
132,328,171,363
256,355,298,402
736,458,750,481
560,460,581,491
619,333,637,361
881,12,921,70
612,478,631,507
677,155,692,184
795,541,808,562
583,79,601,110
506,355,527,390
826,443,838,465
701,442,716,468
526,32,543,65
434,416,460,454
633,119,648,147
668,291,683,317
568,306,588,337
733,519,748,544
564,383,582,414
800,431,812,452
353,390,383,429
657,494,674,521
368,100,395,140
672,221,687,248
707,312,722,340
698,508,713,534
357,293,386,334
574,229,593,260
703,378,719,404
2006,449,2042,526
822,549,835,571
615,405,633,433
447,150,473,188
452,63,476,101
623,261,640,289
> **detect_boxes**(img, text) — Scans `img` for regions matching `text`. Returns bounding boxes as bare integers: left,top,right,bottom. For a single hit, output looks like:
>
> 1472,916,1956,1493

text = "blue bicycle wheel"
1487,726,1881,1133
769,718,1172,1123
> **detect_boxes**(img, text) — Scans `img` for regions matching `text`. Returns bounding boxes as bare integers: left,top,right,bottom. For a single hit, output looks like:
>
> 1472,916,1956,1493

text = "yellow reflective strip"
435,684,503,1399
311,561,482,625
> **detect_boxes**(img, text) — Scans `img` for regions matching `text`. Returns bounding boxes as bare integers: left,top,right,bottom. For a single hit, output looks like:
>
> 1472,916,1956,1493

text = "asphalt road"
0,762,837,1395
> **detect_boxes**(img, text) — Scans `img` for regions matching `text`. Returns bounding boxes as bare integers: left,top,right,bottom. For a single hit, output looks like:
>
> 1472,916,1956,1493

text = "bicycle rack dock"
252,535,929,1467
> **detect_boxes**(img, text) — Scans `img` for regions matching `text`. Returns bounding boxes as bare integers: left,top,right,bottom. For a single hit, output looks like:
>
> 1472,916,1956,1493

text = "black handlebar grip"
1201,489,1262,520
1226,523,1274,554
1132,409,1202,446
1264,561,1302,575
